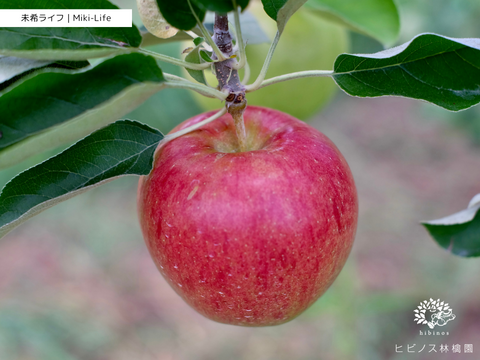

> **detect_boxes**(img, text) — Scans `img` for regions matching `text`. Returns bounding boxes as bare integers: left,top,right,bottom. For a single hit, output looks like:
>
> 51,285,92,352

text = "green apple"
189,6,349,120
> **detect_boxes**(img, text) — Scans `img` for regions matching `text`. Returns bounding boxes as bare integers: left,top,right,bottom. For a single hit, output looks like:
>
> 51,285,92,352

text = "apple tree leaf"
185,45,207,85
0,120,164,240
423,194,480,257
261,0,288,20
261,0,308,34
0,56,51,83
200,50,213,62
305,0,400,47
194,0,249,13
155,0,206,31
0,57,90,91
0,0,142,60
0,53,166,170
333,34,480,111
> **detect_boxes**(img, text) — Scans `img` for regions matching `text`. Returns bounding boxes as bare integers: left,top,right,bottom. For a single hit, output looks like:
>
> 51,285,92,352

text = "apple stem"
212,12,248,152
229,101,248,152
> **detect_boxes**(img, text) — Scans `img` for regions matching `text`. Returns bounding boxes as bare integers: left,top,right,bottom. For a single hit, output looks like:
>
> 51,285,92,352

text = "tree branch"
212,12,247,151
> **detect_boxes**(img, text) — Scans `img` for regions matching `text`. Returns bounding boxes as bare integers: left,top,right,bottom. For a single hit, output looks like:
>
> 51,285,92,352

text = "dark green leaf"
261,0,288,21
333,34,480,111
261,0,308,33
423,194,480,257
0,56,51,84
424,218,480,257
0,57,89,91
0,53,163,149
193,0,249,13
185,45,207,85
0,53,166,169
193,37,204,46
46,60,90,70
0,0,142,60
200,50,213,62
156,0,205,31
0,120,164,239
306,0,399,47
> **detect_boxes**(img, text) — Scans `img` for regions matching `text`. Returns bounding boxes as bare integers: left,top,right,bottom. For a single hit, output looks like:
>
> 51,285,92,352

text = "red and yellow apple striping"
137,106,358,326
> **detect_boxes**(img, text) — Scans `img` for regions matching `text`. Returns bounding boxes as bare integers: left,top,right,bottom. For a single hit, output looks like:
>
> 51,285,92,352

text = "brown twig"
211,13,248,151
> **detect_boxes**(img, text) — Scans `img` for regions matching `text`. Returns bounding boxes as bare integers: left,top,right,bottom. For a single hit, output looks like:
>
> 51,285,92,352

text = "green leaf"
423,194,480,257
200,49,213,62
156,0,206,31
185,45,207,85
193,0,249,13
333,34,480,111
261,0,288,21
40,60,91,70
306,0,400,47
0,56,51,83
261,0,308,34
0,0,142,60
0,120,164,239
193,37,204,46
0,53,166,169
0,57,89,91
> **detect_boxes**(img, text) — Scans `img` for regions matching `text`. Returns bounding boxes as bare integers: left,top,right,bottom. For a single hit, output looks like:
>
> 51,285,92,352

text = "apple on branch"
137,106,358,326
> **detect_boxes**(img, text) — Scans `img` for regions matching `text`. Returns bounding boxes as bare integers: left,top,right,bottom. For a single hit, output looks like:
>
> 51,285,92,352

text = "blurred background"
1,0,480,359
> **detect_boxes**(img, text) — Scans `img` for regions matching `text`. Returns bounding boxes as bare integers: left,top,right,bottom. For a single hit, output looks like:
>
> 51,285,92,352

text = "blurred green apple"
189,5,349,120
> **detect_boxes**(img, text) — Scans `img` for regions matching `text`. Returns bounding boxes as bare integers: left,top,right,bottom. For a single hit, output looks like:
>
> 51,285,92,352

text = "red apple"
137,106,358,326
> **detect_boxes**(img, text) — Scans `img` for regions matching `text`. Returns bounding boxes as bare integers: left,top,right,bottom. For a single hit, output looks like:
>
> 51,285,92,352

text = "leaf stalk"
247,70,334,92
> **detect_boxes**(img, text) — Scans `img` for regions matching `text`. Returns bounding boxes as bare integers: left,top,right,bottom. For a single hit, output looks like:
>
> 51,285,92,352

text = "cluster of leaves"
0,0,479,256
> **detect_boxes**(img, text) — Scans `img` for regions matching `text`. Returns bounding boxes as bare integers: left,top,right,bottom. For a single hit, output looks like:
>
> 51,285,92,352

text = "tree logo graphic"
414,298,456,329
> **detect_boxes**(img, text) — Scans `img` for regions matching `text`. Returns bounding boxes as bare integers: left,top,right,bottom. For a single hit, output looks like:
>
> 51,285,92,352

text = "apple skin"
137,106,358,326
